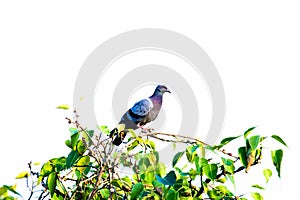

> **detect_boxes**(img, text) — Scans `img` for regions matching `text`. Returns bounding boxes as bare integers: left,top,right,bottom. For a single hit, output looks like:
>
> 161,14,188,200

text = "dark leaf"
172,151,184,167
66,150,81,168
271,149,283,177
156,171,176,186
130,182,144,200
165,187,178,200
271,135,288,147
252,184,265,190
238,147,247,168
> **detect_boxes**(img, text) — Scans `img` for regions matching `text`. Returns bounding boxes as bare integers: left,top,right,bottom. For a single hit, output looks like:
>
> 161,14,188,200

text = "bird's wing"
130,98,153,117
119,98,154,129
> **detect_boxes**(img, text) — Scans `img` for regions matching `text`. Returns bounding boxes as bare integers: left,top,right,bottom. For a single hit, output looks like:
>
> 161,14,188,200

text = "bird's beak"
167,89,171,93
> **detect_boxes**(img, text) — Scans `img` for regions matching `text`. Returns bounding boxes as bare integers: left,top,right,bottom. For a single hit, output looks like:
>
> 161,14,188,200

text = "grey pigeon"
110,85,171,145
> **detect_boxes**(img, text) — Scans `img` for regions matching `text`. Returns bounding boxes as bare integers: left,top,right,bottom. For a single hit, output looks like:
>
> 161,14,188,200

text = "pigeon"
110,85,171,145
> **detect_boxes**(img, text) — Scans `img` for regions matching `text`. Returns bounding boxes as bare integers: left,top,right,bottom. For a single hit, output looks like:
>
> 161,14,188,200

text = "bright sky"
1,1,300,199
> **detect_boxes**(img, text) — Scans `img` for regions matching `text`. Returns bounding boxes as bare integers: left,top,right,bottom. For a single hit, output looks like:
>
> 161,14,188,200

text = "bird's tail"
110,128,127,146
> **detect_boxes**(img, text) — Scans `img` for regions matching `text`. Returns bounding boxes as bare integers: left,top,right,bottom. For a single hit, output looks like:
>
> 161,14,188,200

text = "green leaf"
271,149,283,177
216,185,233,196
100,188,110,199
98,126,110,135
249,135,260,150
15,171,29,179
40,161,53,177
66,150,81,168
138,158,150,171
144,168,155,183
238,147,247,168
2,184,21,196
147,140,156,150
251,192,263,200
47,172,57,197
70,132,79,150
221,158,235,174
56,180,67,195
165,187,178,200
156,171,176,186
76,140,86,155
0,187,7,196
195,157,208,174
271,135,288,147
121,176,132,190
127,139,139,152
263,169,272,183
203,164,218,180
218,135,242,148
172,151,184,167
185,146,196,162
112,179,123,189
56,104,69,110
51,157,67,171
252,184,265,190
130,182,144,200
244,126,256,138
65,139,72,148
177,186,192,197
86,130,94,137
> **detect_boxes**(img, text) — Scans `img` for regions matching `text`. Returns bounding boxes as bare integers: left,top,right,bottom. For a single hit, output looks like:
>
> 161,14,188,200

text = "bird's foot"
138,125,154,133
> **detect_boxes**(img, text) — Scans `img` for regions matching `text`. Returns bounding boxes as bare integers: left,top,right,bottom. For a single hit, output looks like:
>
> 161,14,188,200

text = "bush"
1,115,287,200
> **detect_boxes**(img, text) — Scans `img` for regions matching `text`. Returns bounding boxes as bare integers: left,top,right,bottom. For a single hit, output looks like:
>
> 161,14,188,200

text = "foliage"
4,117,287,200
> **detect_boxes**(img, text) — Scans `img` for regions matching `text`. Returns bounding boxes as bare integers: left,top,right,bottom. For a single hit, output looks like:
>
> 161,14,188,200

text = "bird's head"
154,85,171,96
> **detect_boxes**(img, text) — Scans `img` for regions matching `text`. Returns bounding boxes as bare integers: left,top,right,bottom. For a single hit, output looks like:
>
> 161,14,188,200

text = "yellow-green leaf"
263,169,272,183
56,104,69,110
251,192,263,200
47,172,57,197
33,162,40,166
15,171,29,179
76,156,90,174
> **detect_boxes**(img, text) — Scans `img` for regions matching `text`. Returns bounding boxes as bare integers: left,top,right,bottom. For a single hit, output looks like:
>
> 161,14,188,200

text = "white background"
0,1,299,199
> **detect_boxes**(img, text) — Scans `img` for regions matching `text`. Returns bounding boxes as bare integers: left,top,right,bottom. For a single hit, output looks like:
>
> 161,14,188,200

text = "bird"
110,85,171,145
